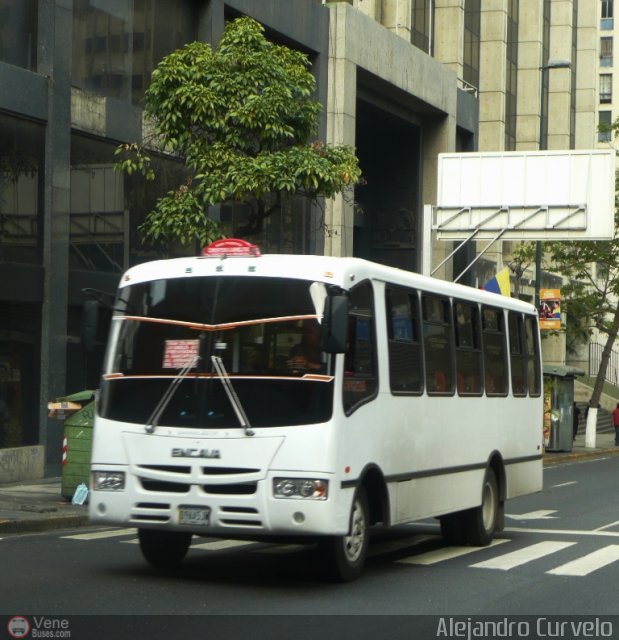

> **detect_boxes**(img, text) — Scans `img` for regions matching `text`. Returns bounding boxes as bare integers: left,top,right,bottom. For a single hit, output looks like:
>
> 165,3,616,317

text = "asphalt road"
3,455,619,638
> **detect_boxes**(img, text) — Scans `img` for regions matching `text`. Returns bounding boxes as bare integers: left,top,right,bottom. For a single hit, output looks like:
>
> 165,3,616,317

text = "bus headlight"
273,478,328,500
92,471,126,491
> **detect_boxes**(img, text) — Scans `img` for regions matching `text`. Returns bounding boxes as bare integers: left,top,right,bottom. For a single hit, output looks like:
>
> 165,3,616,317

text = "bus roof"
119,253,536,315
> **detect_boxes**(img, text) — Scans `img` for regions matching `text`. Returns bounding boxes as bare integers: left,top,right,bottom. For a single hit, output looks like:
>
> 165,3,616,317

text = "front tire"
465,469,499,546
320,486,369,582
138,529,192,569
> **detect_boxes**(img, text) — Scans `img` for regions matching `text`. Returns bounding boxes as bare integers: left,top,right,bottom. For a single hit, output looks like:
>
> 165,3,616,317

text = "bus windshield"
98,276,337,429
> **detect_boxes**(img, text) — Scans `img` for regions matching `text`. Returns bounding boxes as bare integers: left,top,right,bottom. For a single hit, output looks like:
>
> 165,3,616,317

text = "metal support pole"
534,240,542,310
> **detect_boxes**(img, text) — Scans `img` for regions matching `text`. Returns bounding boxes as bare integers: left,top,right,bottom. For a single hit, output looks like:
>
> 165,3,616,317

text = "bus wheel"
465,469,499,546
439,512,467,546
138,529,192,569
320,486,369,582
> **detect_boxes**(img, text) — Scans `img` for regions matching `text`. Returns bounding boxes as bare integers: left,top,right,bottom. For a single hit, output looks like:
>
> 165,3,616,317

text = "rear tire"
138,529,192,569
465,469,499,546
320,486,369,582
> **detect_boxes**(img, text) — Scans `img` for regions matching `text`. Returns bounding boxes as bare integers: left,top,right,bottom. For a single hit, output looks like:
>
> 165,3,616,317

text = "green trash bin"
52,390,96,499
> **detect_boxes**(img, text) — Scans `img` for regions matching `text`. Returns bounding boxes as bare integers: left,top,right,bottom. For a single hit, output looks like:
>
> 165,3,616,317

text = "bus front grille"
202,483,257,495
139,478,191,493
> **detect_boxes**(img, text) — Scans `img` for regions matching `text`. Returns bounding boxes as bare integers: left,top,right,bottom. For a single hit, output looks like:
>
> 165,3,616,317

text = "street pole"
535,59,571,312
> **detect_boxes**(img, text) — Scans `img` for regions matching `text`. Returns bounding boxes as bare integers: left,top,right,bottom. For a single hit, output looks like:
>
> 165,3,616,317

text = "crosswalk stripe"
397,538,509,566
547,545,619,576
190,539,254,551
471,541,575,570
62,528,136,540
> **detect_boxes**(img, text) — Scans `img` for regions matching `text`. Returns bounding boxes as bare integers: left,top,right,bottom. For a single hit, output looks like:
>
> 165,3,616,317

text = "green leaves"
114,16,361,246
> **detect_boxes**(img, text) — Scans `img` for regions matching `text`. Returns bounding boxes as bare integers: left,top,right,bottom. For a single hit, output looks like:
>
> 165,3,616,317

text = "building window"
600,74,613,103
411,0,433,54
601,36,613,66
72,0,198,105
0,0,37,70
602,0,614,29
505,0,518,150
598,110,613,142
463,0,480,91
0,113,45,265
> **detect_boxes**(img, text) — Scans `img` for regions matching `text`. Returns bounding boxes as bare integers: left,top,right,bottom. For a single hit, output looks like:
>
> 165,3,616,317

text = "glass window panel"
387,287,423,394
600,74,613,103
344,281,378,413
72,0,198,105
0,0,37,70
482,307,508,396
423,294,454,395
508,312,527,397
0,113,45,265
455,302,482,396
525,316,541,396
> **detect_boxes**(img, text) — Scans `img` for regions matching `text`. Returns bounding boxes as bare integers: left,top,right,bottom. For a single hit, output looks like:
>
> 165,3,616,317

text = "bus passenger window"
422,295,454,395
454,301,482,396
482,307,508,396
343,282,378,413
386,287,423,394
525,316,542,396
508,312,527,397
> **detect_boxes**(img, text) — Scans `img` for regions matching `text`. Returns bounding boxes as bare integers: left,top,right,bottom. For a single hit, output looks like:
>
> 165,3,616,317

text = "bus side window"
454,301,482,396
525,315,542,396
343,281,378,414
508,312,528,397
422,294,454,395
482,307,508,396
386,286,423,394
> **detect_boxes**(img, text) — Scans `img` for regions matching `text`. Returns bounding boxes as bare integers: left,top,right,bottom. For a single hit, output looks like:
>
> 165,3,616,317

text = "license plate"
178,506,211,526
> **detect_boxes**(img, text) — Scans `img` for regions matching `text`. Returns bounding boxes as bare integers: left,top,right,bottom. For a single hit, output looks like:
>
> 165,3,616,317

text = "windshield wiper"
211,355,254,436
145,355,200,434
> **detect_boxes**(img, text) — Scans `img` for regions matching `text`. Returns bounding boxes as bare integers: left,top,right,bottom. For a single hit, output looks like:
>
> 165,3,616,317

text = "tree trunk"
585,304,619,447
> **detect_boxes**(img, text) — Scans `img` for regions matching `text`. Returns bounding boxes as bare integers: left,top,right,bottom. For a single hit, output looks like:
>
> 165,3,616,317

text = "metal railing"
589,342,619,387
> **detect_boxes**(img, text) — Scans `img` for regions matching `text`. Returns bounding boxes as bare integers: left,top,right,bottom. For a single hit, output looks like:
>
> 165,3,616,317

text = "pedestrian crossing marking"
396,538,509,566
547,545,619,576
57,528,619,578
62,528,136,540
506,510,557,521
471,541,575,571
191,539,255,551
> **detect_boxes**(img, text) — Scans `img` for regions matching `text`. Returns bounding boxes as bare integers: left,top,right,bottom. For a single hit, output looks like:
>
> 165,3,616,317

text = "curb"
543,447,619,466
0,513,90,534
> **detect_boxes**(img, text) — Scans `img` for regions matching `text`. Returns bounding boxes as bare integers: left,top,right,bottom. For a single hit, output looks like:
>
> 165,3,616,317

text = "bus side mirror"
81,299,99,352
321,295,348,353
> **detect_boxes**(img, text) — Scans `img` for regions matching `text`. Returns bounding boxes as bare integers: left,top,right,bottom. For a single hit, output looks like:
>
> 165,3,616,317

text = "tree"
115,16,361,248
505,241,536,299
546,174,619,446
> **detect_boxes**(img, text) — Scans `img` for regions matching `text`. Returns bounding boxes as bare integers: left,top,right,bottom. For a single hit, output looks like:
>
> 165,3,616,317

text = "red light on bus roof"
201,238,262,257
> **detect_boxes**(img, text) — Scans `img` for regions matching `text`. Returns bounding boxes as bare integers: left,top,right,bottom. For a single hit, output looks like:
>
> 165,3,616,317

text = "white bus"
89,239,543,581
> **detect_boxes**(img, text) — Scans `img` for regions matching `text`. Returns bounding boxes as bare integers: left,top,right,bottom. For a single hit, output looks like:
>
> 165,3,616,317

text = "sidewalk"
1,435,618,535
0,477,90,534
